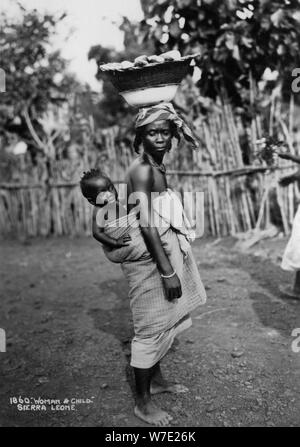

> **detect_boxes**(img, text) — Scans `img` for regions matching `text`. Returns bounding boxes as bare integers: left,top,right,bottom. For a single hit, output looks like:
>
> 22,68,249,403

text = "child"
278,152,300,299
80,168,132,250
80,168,194,278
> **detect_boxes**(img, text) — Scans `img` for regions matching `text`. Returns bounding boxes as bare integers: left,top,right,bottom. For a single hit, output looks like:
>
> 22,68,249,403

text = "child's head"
80,168,117,206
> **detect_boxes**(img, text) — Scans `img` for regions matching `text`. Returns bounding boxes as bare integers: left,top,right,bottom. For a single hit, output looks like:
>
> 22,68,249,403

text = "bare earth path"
0,237,299,427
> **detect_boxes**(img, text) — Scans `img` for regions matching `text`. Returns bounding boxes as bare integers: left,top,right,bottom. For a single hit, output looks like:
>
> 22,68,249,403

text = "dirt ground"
0,235,299,427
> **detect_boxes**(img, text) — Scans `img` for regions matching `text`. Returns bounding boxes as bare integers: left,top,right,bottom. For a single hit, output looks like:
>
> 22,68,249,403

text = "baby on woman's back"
80,168,194,276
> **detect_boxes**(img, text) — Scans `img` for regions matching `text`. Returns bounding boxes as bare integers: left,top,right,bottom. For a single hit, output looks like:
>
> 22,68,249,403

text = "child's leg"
293,271,300,293
150,361,189,395
133,366,173,426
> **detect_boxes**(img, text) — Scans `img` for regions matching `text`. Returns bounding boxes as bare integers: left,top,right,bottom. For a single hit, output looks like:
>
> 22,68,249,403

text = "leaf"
226,0,238,11
176,0,193,8
241,37,252,48
225,31,235,50
293,11,300,23
169,20,182,38
270,8,284,27
189,19,197,30
154,24,163,41
216,34,225,47
277,44,285,55
260,17,271,31
232,45,240,61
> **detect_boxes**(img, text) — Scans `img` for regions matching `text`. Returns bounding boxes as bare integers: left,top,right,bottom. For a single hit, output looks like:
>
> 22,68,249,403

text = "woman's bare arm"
130,164,182,301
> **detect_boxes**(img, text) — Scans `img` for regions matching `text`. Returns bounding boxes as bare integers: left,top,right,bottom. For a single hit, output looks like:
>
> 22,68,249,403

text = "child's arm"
92,208,131,248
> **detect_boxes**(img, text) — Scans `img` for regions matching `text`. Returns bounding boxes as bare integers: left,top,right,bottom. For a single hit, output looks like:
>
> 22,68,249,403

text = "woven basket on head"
99,56,195,93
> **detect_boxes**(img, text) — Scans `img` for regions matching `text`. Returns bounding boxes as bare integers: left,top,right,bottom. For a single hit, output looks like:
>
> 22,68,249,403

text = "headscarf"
134,102,200,150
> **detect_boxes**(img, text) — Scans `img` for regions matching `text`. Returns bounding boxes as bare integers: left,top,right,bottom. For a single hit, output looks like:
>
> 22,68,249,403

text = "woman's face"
142,120,172,155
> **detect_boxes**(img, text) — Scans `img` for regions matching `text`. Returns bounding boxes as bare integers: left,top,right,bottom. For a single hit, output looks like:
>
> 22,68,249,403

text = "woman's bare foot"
134,400,173,426
150,378,189,395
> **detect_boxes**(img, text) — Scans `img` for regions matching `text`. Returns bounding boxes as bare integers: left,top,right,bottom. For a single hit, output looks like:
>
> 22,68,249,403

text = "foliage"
0,4,79,153
255,136,288,166
139,0,300,106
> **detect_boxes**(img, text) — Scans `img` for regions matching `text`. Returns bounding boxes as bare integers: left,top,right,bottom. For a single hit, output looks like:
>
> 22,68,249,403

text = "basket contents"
100,51,182,72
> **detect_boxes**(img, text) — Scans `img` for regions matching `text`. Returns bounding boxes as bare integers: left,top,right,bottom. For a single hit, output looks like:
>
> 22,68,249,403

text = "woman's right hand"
161,273,182,301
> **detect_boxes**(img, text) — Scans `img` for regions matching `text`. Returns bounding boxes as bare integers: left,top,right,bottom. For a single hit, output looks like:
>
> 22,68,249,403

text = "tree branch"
22,107,45,152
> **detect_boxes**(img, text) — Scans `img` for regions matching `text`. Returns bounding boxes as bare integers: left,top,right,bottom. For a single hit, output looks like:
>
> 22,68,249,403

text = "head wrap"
134,102,200,150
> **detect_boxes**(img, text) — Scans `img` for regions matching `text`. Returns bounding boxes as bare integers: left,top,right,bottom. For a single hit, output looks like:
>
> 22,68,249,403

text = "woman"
122,103,206,426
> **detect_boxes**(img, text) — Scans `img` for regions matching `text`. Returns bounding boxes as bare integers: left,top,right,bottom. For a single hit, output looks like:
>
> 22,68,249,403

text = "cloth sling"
101,189,206,367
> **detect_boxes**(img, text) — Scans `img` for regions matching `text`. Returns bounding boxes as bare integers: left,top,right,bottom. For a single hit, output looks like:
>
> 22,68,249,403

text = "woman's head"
133,102,199,154
80,168,117,206
133,119,180,154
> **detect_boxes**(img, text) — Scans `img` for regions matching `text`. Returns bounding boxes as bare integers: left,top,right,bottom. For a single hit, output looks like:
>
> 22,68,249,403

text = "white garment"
130,314,192,369
281,205,300,271
152,188,195,258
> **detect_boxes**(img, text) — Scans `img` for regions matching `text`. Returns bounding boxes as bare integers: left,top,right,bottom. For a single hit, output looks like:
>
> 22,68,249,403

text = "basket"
99,55,196,92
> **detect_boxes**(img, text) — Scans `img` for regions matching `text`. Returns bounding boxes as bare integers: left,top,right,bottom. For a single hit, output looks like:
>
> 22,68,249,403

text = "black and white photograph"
0,0,300,430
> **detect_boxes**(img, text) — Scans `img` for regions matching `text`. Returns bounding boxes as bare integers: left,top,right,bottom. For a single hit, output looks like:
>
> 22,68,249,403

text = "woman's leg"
134,367,152,402
293,271,300,294
133,366,173,426
150,361,189,394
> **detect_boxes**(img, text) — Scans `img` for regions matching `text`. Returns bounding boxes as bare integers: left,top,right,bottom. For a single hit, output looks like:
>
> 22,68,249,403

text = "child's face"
87,178,117,207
